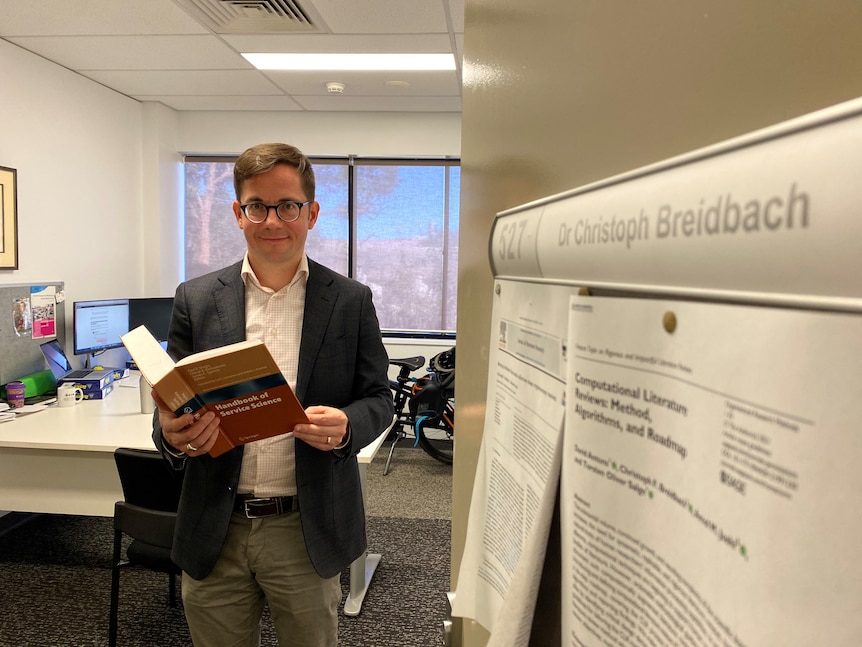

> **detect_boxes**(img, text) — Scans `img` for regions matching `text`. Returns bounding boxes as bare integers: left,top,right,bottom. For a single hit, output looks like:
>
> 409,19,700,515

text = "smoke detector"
326,82,345,93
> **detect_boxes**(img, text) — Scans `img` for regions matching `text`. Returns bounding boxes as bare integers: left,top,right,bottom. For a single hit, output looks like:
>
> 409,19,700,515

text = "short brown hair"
233,143,316,201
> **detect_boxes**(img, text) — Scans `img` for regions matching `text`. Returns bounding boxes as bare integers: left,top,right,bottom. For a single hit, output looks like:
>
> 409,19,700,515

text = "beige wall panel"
454,1,862,645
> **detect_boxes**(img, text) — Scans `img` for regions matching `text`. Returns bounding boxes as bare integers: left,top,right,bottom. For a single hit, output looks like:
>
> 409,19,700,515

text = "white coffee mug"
57,384,84,407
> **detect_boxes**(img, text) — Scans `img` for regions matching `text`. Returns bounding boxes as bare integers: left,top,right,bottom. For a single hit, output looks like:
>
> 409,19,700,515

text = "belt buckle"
242,497,279,518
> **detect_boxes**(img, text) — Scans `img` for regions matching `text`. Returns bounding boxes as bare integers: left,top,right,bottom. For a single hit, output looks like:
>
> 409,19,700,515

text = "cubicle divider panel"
0,281,65,386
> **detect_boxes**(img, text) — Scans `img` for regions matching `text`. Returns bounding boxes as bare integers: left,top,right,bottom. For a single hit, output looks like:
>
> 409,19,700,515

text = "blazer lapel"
296,260,336,403
211,262,247,345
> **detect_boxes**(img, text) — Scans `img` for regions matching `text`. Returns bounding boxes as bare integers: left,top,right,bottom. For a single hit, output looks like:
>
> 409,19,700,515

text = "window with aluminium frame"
183,155,459,336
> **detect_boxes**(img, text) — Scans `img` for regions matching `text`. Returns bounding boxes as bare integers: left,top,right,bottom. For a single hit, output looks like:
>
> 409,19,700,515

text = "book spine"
154,370,204,417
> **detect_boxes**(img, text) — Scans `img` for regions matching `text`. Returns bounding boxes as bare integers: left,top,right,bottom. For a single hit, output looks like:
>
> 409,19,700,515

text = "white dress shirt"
236,252,308,497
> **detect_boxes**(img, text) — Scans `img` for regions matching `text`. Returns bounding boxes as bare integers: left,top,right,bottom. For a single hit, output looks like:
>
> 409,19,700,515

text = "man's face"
232,163,319,274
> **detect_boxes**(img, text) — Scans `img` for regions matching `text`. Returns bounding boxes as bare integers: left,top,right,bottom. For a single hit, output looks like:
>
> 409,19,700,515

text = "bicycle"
383,347,455,475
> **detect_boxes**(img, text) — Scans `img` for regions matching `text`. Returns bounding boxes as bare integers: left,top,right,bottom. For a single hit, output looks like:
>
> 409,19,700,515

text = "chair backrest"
114,448,183,513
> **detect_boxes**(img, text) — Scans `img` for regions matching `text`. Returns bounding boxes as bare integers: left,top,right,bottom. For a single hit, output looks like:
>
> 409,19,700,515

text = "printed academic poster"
563,296,862,646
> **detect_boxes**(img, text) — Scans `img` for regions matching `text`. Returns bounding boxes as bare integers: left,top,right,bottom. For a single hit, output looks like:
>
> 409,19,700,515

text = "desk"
344,423,391,616
0,383,153,516
0,379,390,615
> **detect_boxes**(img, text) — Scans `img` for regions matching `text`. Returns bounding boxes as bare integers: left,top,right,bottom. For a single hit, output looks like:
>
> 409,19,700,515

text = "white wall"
0,39,143,368
176,110,462,157
0,39,461,370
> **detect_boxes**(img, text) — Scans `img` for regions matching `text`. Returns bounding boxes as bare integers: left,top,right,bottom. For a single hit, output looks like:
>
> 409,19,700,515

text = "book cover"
120,325,309,458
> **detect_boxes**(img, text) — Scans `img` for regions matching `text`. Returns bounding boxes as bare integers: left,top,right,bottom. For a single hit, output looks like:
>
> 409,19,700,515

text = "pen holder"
139,380,154,414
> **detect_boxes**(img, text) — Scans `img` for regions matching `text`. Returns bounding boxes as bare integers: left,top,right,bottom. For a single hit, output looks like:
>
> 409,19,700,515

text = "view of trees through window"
184,156,459,334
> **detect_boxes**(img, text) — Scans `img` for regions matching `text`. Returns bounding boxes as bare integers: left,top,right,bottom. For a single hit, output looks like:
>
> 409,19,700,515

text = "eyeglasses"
239,200,311,223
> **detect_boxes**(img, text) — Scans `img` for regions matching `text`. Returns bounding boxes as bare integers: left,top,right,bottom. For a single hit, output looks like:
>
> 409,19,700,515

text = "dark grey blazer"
152,258,394,580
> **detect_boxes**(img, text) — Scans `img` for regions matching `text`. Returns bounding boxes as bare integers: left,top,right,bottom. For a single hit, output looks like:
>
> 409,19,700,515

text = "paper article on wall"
452,280,576,643
562,296,862,646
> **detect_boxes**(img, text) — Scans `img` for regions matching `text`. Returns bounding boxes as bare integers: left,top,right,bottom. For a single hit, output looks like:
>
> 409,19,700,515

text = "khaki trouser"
182,511,341,647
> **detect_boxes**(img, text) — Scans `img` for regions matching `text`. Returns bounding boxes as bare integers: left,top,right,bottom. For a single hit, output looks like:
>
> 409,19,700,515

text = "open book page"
175,339,260,366
120,325,174,386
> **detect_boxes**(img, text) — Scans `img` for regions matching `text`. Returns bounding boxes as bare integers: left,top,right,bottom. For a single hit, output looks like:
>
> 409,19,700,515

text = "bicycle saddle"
389,356,426,372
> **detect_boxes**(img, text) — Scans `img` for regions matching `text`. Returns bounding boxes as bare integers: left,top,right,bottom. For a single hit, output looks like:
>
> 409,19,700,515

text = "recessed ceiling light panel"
242,53,456,71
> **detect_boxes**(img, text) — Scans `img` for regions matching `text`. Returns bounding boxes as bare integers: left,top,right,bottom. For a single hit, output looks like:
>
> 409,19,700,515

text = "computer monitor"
73,298,130,355
128,297,174,342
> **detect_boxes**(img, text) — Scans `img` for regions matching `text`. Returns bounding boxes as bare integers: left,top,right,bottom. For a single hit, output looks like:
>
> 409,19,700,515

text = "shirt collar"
240,252,309,291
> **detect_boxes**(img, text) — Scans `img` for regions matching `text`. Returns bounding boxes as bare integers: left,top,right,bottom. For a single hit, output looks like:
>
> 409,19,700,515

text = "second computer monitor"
73,298,130,356
129,297,174,342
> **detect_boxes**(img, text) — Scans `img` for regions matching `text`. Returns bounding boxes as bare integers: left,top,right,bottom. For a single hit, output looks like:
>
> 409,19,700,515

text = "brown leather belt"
234,495,298,518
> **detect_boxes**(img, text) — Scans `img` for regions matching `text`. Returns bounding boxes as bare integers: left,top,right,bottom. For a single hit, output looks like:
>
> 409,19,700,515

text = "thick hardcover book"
120,325,309,458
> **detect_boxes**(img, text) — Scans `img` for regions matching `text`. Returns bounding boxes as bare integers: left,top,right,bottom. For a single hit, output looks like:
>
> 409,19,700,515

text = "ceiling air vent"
178,0,319,33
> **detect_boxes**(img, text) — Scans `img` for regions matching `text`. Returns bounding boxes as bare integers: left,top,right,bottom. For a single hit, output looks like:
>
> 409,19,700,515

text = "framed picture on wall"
0,166,19,270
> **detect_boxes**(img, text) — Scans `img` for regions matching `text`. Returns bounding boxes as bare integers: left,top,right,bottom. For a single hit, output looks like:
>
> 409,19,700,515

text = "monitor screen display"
73,299,130,355
129,297,174,342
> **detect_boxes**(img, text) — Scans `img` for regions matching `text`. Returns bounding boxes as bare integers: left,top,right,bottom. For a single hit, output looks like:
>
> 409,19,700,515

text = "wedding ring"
326,436,331,445
186,442,198,452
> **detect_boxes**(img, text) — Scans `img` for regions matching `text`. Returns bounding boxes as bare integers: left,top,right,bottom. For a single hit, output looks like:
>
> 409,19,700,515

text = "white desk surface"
0,383,389,457
0,380,154,453
358,420,390,465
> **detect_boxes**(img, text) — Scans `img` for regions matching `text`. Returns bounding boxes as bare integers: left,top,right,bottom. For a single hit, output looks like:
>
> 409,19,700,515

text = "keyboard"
65,370,95,379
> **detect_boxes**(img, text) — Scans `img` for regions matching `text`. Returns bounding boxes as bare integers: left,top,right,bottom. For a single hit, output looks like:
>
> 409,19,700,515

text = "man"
152,143,394,646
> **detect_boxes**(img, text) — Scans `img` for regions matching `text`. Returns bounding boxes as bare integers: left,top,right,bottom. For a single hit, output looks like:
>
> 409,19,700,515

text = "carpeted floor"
0,447,452,647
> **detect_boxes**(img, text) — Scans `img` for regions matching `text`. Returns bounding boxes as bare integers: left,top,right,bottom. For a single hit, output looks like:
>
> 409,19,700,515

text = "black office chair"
109,448,184,647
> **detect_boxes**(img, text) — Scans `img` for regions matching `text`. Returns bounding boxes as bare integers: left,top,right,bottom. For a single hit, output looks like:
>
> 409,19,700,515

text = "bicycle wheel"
416,418,453,465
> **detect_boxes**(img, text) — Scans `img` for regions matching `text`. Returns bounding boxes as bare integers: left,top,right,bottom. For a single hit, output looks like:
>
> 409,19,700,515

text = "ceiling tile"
310,0,449,33
261,70,461,96
222,33,453,54
141,95,305,111
294,94,462,111
82,70,282,96
0,0,208,36
6,35,250,70
1,0,464,112
447,0,465,33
